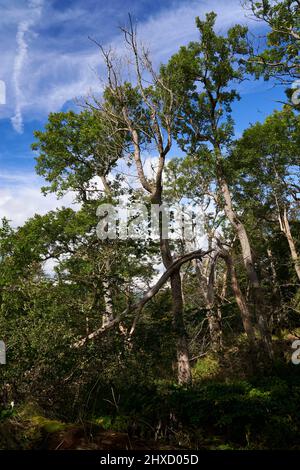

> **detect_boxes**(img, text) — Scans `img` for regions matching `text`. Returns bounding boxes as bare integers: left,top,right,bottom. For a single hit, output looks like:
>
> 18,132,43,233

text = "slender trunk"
193,258,207,298
100,179,115,327
170,269,192,385
280,207,300,281
102,281,114,326
194,257,222,351
216,266,228,349
218,173,273,359
160,234,192,384
207,312,222,352
266,246,282,333
223,252,256,345
206,256,222,352
102,261,114,327
220,177,259,286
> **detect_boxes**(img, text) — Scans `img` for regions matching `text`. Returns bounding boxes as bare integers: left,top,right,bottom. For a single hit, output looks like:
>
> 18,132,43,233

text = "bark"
218,173,273,359
206,256,222,352
124,100,190,382
170,269,192,385
102,260,115,327
216,265,228,349
279,207,300,281
207,312,222,352
266,246,282,333
160,236,192,385
102,277,114,327
99,33,191,384
100,175,112,196
193,256,222,352
222,251,256,346
73,248,209,348
193,258,207,298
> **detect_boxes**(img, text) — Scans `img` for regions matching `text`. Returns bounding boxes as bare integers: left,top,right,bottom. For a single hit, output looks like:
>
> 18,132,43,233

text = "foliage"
0,3,299,450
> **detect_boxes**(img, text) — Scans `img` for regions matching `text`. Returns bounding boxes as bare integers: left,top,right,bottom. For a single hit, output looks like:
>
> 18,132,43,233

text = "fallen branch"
73,248,212,347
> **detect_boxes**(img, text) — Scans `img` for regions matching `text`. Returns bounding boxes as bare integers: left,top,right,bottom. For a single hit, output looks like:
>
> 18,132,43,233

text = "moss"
0,402,71,449
94,416,112,430
30,416,68,433
192,354,220,380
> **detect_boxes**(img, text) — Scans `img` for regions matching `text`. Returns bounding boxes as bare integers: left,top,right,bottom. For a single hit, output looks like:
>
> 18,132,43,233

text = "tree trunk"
170,269,192,385
218,174,273,359
160,235,192,385
102,261,114,327
280,207,300,281
207,312,222,352
206,256,222,352
223,252,256,346
193,255,223,351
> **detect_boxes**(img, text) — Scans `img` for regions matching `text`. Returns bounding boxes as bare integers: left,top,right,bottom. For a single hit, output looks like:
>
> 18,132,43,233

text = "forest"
0,0,299,451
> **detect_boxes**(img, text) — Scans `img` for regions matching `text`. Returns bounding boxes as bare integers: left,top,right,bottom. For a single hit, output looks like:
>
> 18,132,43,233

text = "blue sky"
0,0,287,225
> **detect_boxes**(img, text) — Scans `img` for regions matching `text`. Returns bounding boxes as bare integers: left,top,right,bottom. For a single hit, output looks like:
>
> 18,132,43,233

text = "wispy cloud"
0,0,283,228
136,0,251,61
11,0,44,133
6,0,263,129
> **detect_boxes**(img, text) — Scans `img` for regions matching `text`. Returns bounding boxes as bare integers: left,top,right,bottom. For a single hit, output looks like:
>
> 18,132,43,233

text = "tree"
163,12,273,358
87,18,199,383
33,110,123,202
32,80,212,384
232,108,300,281
165,155,257,352
245,0,300,84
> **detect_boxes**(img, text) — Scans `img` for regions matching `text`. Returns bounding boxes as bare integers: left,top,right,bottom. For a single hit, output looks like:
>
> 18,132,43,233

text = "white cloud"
0,171,79,227
0,80,6,105
11,20,31,133
2,0,264,129
11,0,44,133
136,0,251,61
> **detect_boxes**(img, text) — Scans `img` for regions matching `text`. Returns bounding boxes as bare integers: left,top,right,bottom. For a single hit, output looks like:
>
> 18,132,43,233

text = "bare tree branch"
73,248,212,347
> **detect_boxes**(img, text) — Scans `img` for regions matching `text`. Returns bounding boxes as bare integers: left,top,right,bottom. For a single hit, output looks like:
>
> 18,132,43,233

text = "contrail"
11,0,44,134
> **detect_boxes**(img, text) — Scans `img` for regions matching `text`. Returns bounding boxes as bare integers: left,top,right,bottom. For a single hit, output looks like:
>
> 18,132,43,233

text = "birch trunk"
102,261,114,327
